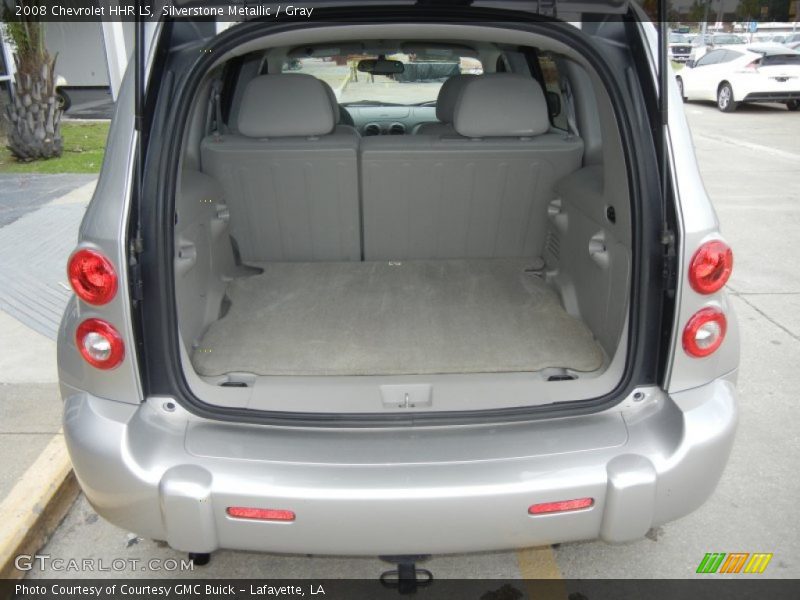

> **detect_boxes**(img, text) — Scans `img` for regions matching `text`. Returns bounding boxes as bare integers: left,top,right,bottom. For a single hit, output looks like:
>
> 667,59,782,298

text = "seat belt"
561,77,580,137
206,79,225,138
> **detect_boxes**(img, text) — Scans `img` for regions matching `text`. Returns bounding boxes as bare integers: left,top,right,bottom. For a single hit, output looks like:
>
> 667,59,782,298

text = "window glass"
696,50,724,67
761,54,800,67
721,51,744,62
282,53,483,106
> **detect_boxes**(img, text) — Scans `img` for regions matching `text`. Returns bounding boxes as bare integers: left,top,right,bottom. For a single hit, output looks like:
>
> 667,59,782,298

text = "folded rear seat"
201,74,360,263
360,73,584,261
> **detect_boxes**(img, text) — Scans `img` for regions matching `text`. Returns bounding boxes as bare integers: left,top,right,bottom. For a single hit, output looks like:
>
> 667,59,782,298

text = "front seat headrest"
237,74,336,138
453,73,550,138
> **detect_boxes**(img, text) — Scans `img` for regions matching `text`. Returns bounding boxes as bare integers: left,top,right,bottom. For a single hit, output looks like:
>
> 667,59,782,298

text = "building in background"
1,21,133,106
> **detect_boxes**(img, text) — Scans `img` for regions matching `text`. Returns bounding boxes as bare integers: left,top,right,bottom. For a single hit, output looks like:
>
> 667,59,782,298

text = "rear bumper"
63,376,737,555
742,91,800,102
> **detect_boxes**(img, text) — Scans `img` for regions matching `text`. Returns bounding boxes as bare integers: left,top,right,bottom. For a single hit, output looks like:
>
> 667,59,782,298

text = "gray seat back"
201,74,360,262
414,74,475,135
360,74,584,261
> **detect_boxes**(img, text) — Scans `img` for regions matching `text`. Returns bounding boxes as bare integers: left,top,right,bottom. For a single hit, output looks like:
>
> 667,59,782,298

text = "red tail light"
68,249,118,305
76,319,125,369
689,240,733,294
226,507,296,521
683,308,727,358
528,497,594,515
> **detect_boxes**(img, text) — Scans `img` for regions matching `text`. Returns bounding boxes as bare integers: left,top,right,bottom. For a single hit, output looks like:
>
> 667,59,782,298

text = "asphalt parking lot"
21,100,800,582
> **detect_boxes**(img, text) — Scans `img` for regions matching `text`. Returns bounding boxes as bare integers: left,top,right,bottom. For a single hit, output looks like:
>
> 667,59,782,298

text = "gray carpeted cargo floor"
191,259,604,376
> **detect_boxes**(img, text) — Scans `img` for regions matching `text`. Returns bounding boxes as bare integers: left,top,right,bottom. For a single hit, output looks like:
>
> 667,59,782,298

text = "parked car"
676,45,800,112
689,33,746,63
55,75,71,111
782,33,800,51
59,1,738,564
669,32,692,63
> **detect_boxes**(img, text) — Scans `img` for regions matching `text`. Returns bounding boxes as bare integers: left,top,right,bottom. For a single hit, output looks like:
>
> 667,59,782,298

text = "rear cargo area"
170,32,635,412
191,259,604,377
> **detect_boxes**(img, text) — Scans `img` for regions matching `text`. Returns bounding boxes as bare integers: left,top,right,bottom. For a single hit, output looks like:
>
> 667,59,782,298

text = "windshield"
282,55,483,106
714,35,745,45
669,34,688,43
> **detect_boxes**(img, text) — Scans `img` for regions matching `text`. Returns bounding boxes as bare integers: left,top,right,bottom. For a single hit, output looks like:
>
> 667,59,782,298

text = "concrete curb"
0,433,79,579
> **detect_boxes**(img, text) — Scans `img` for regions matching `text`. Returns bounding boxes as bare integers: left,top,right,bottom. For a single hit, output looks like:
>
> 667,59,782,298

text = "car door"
683,50,726,99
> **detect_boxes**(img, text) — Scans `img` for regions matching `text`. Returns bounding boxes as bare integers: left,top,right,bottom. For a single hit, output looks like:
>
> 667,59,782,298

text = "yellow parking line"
516,546,568,600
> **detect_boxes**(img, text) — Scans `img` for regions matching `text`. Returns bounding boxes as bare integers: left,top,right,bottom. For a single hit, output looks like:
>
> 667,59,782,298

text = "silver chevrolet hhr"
58,0,739,568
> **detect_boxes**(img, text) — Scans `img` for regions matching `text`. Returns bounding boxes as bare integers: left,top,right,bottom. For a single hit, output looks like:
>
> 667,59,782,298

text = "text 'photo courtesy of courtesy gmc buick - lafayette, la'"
58,0,739,566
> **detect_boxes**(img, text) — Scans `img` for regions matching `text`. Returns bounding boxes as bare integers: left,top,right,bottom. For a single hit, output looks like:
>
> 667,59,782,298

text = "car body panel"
63,375,736,554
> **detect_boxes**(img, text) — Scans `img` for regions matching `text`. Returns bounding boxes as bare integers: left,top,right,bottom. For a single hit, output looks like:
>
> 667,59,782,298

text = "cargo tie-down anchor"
379,555,433,594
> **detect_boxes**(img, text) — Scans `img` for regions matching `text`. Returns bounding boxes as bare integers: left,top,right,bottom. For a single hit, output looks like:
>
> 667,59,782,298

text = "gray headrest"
319,79,341,125
237,74,335,138
453,74,550,138
435,74,476,123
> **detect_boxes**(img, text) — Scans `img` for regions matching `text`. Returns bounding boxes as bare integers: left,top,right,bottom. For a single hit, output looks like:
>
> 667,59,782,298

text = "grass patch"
0,121,109,174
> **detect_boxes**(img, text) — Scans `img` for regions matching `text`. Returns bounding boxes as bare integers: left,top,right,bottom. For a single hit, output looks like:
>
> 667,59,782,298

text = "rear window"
760,54,800,67
282,54,483,106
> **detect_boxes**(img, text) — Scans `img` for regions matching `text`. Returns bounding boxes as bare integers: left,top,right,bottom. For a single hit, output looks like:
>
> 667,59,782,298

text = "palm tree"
2,4,63,160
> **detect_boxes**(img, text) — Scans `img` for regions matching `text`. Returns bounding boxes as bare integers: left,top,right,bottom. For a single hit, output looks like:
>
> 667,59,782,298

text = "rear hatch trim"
135,6,669,427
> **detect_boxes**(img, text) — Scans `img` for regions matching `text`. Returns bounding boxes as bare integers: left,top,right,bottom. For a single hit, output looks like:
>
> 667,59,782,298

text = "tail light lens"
689,240,733,294
76,319,125,369
683,308,727,358
529,498,594,515
226,507,296,522
68,249,118,305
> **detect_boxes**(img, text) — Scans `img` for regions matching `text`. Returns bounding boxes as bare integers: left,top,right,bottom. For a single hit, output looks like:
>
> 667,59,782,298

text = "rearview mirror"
358,59,405,75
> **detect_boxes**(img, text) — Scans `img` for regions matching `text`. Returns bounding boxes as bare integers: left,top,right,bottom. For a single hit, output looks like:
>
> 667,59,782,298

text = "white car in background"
688,33,746,63
676,45,800,112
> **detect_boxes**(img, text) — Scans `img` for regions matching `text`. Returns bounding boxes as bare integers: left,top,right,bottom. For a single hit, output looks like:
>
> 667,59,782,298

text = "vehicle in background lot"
676,45,800,112
781,33,800,51
689,33,746,64
59,1,739,563
669,32,692,63
55,75,71,111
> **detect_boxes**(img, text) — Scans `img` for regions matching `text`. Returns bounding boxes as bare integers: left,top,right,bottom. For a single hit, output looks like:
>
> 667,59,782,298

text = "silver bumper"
63,377,737,555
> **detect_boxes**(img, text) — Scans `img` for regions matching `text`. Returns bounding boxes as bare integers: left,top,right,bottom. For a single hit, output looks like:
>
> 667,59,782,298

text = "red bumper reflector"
528,497,594,515
226,507,296,521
